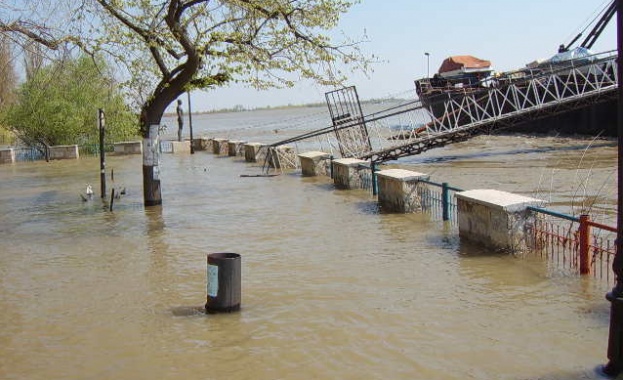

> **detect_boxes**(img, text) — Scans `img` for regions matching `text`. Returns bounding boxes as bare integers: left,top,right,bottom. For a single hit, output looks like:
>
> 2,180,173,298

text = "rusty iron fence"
526,207,616,283
357,170,616,283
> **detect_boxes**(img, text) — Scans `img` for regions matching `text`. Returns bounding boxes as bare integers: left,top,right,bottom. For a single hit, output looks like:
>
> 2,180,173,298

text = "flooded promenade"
0,106,618,379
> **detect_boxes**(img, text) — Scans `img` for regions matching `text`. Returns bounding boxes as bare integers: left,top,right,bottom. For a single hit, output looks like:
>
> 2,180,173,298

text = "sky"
176,0,619,113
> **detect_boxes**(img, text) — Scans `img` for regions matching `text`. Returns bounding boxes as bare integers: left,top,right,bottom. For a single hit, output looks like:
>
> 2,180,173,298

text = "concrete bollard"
332,158,368,189
113,141,143,155
212,138,229,155
244,143,263,162
376,169,429,213
298,151,331,176
49,145,79,160
171,141,191,153
192,138,211,152
205,252,241,313
267,146,297,169
456,189,545,253
0,148,15,164
228,140,246,157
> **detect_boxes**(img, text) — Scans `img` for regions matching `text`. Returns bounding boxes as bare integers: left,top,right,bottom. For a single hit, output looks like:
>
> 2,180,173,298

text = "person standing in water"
176,99,184,142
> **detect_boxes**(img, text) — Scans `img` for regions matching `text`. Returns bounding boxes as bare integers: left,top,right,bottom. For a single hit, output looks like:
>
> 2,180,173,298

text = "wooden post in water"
99,109,106,198
109,188,115,212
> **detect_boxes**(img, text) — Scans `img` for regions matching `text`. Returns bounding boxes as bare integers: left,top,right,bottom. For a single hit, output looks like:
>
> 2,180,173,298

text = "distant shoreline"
165,98,408,117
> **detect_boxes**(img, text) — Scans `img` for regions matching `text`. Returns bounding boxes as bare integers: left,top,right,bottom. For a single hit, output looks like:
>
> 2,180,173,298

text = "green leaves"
2,55,139,146
88,0,369,99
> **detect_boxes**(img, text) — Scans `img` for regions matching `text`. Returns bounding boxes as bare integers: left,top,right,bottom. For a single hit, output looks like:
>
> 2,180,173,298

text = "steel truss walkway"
267,50,618,167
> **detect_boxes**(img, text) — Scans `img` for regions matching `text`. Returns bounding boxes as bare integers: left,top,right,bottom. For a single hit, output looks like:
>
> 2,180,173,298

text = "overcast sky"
178,0,618,113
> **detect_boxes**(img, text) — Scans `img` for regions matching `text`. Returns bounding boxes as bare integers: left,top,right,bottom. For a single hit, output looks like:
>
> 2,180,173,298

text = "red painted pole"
579,214,591,275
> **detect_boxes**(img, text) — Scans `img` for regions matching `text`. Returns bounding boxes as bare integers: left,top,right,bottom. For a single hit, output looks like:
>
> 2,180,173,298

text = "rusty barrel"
205,253,241,313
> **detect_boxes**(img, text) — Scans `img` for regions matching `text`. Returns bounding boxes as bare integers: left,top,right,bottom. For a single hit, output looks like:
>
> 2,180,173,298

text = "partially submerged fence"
418,180,462,224
527,207,617,282
332,161,616,283
7,143,115,162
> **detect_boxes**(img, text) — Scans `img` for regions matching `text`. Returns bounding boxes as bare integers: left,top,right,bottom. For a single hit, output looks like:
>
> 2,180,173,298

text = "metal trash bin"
205,253,241,313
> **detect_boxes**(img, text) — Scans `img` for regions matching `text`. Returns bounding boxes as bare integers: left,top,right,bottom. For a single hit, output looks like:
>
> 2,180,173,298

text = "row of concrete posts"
197,137,545,254
1,137,546,254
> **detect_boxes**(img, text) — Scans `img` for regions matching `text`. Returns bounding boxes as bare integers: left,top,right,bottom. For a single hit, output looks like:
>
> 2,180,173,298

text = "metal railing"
266,50,618,165
327,165,616,283
5,140,180,163
418,180,462,224
527,206,616,282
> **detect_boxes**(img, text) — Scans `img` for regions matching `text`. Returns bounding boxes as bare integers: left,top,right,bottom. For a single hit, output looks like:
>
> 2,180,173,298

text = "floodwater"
0,105,618,380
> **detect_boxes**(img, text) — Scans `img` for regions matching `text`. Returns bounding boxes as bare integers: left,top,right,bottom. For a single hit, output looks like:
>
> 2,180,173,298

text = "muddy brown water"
0,106,618,380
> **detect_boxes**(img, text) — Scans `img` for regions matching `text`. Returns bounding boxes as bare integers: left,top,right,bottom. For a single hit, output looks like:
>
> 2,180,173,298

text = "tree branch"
0,20,67,50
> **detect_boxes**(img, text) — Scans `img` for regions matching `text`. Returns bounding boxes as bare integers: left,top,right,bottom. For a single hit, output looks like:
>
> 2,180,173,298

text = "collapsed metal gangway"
265,50,618,168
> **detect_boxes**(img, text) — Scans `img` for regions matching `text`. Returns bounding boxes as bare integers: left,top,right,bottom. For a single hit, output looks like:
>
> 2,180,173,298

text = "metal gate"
325,86,372,158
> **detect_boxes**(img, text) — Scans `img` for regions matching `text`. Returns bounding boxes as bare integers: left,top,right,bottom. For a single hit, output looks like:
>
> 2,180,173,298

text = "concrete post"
268,146,297,169
332,158,368,189
0,148,15,164
49,145,79,160
192,138,211,152
244,143,264,162
456,189,545,253
212,138,229,155
298,151,331,176
171,141,191,154
114,141,143,155
228,140,246,157
376,169,429,213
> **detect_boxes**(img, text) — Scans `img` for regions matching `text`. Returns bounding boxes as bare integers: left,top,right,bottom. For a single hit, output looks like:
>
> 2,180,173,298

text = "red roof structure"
438,55,491,74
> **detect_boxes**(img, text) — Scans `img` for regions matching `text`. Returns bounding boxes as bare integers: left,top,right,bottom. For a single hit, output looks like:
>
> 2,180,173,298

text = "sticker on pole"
143,124,160,166
207,264,219,297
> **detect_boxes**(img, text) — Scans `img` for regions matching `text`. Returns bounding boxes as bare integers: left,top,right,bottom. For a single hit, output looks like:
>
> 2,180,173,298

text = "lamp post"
98,108,106,198
425,52,430,78
603,0,623,377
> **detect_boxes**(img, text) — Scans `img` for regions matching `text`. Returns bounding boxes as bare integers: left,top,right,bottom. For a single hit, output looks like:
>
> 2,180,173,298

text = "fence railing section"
6,140,178,162
13,146,45,161
527,206,616,282
418,180,462,224
341,168,616,282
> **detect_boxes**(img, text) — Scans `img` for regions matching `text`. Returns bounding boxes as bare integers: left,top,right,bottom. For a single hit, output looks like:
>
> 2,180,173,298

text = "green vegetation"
2,0,370,205
2,55,138,147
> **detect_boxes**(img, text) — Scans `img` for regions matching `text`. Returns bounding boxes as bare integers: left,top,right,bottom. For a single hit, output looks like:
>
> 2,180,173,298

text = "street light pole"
604,0,623,376
425,52,430,78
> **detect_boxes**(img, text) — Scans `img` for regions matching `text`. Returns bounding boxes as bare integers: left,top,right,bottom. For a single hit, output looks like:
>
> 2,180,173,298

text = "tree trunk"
139,59,199,207
141,105,166,207
143,162,161,206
